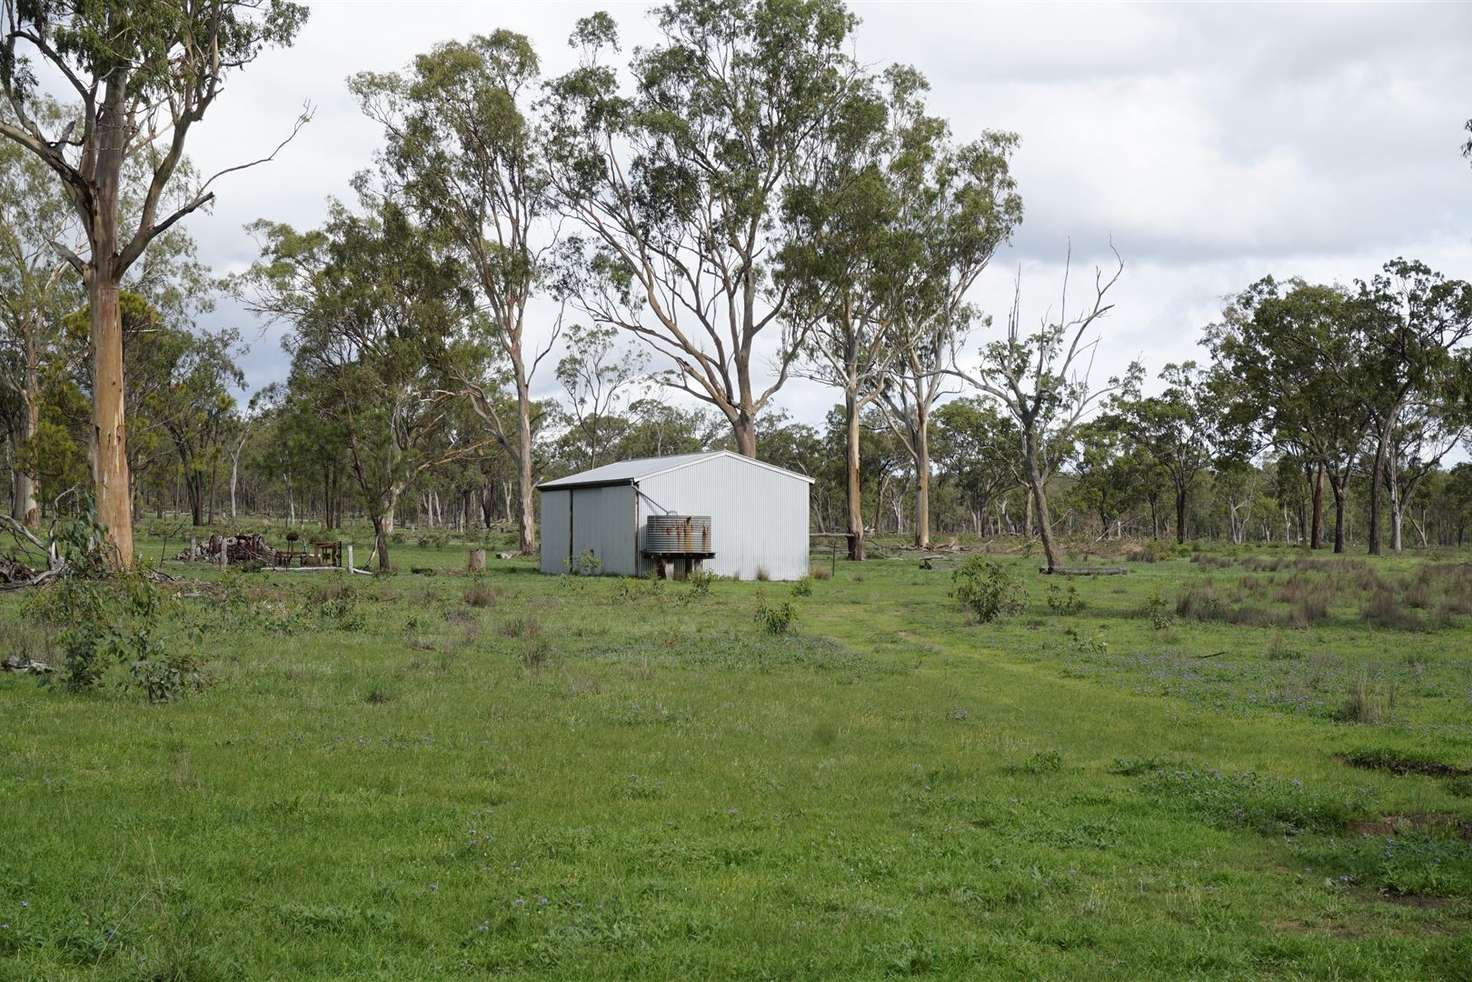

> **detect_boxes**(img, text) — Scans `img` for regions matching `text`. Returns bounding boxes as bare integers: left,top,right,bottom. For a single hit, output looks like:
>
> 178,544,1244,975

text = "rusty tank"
644,514,713,556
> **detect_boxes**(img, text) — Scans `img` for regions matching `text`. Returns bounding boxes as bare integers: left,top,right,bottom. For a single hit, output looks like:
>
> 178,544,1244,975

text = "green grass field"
3,537,1471,978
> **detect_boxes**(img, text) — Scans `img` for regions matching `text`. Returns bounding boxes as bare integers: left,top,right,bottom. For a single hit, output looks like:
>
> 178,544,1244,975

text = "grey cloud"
159,0,1470,421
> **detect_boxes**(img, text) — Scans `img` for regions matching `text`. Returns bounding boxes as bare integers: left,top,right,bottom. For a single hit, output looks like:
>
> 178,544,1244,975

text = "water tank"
644,514,713,555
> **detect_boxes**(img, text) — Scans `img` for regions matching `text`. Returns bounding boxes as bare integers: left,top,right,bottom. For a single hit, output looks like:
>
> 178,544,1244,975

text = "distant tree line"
1,0,1469,572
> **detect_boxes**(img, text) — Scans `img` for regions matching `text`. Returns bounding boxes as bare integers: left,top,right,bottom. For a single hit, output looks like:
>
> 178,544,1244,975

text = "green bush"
951,558,1024,623
755,598,798,635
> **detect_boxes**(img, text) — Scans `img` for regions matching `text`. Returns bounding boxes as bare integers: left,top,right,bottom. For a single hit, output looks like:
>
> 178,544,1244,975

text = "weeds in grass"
364,681,395,704
500,615,542,639
1143,588,1173,631
567,550,603,576
1008,750,1063,775
1066,630,1108,656
1336,674,1396,725
1265,633,1302,661
1046,583,1085,615
1109,755,1176,776
791,577,814,598
1446,777,1472,799
685,569,715,599
519,636,552,671
1361,588,1424,631
754,598,798,635
310,581,365,631
1136,764,1364,836
463,577,498,608
615,576,665,604
1339,748,1468,777
1176,578,1328,629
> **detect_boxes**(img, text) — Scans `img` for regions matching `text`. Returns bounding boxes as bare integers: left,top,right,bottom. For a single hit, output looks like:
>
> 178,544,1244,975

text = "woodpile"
177,532,274,564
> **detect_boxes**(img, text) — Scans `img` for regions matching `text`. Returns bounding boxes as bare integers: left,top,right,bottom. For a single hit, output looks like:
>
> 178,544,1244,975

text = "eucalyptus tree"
148,329,245,526
933,398,1022,538
352,30,558,554
1067,416,1139,539
874,66,1022,549
1208,278,1372,553
0,97,77,526
1116,362,1226,544
555,322,647,471
0,0,308,566
544,1,859,457
1381,352,1471,550
951,249,1133,572
1354,259,1472,554
240,200,480,570
779,75,893,558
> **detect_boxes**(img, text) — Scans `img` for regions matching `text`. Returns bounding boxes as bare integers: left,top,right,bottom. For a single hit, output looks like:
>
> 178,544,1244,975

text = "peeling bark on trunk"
1023,428,1060,572
516,375,536,554
1309,462,1325,550
913,403,930,550
1327,473,1347,554
844,389,864,561
91,274,134,567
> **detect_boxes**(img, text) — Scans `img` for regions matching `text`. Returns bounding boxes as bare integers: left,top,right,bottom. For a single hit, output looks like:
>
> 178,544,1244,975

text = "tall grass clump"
1335,674,1396,725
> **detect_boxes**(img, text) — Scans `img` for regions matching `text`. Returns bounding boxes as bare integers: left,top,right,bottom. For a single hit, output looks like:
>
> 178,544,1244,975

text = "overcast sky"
175,0,1472,425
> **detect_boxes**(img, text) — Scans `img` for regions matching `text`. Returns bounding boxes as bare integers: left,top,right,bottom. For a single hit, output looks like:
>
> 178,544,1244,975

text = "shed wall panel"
539,489,571,574
637,456,809,580
569,484,638,575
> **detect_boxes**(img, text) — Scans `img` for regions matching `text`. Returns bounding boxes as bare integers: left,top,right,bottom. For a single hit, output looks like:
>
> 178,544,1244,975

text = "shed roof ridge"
537,449,814,490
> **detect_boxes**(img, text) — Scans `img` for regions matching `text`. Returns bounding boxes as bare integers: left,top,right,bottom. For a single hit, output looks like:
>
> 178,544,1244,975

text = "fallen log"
1039,566,1128,576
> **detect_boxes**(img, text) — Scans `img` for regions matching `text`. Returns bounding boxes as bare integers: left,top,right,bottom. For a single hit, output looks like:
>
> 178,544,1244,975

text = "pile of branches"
0,516,73,588
177,532,274,564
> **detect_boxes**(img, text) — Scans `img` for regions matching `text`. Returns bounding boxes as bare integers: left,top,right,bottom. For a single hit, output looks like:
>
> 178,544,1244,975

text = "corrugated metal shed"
538,451,812,580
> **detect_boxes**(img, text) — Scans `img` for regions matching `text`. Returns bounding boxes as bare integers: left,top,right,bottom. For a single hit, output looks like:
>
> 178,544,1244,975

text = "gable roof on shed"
537,450,815,491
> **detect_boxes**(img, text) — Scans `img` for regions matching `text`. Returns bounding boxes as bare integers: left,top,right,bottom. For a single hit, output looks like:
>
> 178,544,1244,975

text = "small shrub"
951,557,1024,624
791,577,814,598
1046,582,1085,616
1143,587,1174,631
754,598,798,635
685,569,715,598
755,565,771,582
59,618,108,693
566,550,602,576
